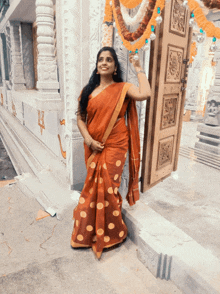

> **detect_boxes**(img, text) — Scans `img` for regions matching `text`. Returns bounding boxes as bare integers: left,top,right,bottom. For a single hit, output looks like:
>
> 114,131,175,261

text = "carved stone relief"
12,100,17,117
161,96,178,129
204,99,220,126
166,45,184,83
170,0,187,37
5,21,26,90
36,0,59,93
157,136,174,169
38,110,45,135
89,0,105,75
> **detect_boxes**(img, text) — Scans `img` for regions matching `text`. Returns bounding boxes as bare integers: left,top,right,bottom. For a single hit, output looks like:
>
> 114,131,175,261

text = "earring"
97,71,100,75
114,69,117,75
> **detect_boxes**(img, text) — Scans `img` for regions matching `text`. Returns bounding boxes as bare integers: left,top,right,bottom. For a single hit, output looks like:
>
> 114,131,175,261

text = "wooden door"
141,0,192,192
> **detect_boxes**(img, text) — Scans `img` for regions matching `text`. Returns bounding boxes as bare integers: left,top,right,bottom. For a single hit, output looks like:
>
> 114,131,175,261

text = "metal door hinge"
183,58,189,64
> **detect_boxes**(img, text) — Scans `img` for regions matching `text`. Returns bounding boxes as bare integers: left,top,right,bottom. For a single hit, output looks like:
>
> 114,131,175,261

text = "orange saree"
71,82,140,258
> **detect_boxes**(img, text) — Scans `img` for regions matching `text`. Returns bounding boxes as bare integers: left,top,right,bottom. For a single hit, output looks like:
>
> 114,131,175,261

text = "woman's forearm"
127,53,151,100
135,67,151,98
77,117,93,147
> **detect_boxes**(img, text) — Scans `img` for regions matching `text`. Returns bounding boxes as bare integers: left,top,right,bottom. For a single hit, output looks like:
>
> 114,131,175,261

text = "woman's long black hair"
79,47,123,114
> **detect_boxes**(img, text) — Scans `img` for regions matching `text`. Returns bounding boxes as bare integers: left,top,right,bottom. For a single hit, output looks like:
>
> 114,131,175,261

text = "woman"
71,47,151,259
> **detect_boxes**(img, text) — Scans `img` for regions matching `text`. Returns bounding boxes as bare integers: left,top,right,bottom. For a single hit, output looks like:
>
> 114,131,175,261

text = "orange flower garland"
112,0,165,51
189,41,197,64
188,0,220,39
103,0,113,23
102,23,114,47
119,0,143,9
102,0,114,47
114,0,156,42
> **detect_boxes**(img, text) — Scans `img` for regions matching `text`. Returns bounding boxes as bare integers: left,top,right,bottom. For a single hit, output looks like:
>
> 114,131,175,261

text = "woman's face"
97,51,116,76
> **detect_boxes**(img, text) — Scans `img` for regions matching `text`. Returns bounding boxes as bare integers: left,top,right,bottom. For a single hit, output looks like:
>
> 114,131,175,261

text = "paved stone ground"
180,121,199,148
1,120,218,293
0,183,182,294
141,121,220,260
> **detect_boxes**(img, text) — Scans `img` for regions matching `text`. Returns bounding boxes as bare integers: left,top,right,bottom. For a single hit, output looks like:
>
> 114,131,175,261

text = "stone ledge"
195,141,220,155
15,172,76,218
197,123,220,136
10,90,63,111
0,105,69,188
122,200,220,294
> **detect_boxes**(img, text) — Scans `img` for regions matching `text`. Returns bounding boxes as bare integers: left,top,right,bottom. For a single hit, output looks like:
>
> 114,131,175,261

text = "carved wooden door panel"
141,0,192,192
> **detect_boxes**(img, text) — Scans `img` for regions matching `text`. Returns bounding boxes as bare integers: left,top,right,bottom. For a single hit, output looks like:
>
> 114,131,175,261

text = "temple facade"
0,0,150,194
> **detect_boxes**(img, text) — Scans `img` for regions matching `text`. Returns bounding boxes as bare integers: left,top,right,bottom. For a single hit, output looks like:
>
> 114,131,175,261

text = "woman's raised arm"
127,52,151,101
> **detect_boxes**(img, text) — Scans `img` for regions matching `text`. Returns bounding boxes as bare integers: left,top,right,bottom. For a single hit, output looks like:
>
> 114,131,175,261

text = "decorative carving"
170,0,187,37
161,96,178,129
38,110,45,135
38,60,57,81
166,45,183,83
205,99,220,126
12,100,16,117
36,0,59,92
89,1,105,75
60,119,65,125
157,136,174,169
8,21,26,90
58,134,66,159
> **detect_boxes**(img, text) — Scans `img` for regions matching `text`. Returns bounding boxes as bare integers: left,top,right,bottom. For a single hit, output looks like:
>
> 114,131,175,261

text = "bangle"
136,70,145,75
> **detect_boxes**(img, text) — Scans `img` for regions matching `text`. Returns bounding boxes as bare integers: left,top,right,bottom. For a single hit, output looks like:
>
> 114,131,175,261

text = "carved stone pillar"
185,36,206,118
8,21,26,90
195,14,220,155
36,0,59,94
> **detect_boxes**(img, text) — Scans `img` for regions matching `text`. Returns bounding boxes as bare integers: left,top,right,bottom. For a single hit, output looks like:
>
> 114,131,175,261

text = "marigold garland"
188,0,220,39
103,0,220,52
121,0,149,27
102,23,114,47
189,41,197,64
120,0,143,9
112,0,165,51
103,0,113,23
114,0,156,42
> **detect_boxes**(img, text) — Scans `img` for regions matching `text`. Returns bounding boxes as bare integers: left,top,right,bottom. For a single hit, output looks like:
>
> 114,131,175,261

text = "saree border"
86,82,132,170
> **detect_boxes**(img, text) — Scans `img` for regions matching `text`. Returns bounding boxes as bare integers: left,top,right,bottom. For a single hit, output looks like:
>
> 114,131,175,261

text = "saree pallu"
71,82,140,258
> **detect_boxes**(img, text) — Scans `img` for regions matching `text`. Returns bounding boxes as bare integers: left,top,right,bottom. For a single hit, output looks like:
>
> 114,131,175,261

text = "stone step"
122,200,220,294
180,146,220,162
179,148,220,166
179,146,220,170
0,105,69,189
15,172,77,218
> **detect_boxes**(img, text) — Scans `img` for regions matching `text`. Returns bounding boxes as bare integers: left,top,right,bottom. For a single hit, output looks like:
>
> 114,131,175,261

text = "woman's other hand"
129,52,141,71
127,52,151,101
91,140,104,152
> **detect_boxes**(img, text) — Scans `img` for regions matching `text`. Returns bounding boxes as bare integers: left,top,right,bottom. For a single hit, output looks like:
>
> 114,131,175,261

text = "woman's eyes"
98,58,113,62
